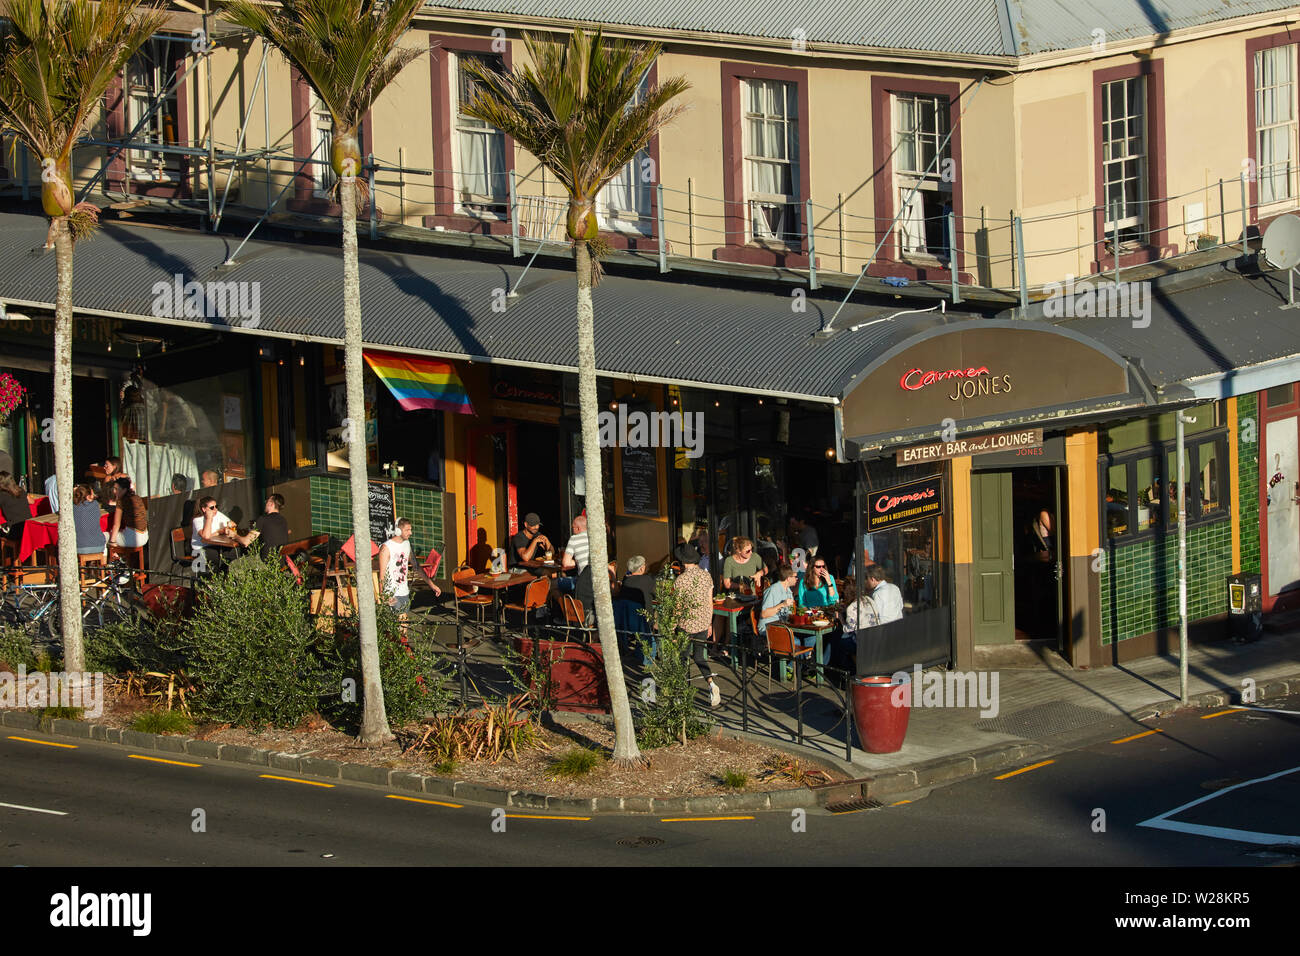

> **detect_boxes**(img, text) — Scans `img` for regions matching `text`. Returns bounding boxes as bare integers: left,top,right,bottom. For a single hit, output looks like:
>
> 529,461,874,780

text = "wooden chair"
452,566,492,627
170,527,195,577
504,576,549,632
78,552,107,588
108,543,147,588
560,594,592,641
763,623,813,693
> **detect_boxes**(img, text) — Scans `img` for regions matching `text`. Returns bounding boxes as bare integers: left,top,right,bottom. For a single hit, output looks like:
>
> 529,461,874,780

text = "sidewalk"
701,620,1300,799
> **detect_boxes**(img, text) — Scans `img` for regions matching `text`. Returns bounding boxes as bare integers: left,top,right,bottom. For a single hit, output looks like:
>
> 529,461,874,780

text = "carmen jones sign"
899,366,1013,401
867,475,944,532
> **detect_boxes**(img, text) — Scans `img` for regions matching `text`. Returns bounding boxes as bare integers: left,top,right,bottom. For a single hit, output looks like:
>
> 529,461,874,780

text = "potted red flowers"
0,373,24,425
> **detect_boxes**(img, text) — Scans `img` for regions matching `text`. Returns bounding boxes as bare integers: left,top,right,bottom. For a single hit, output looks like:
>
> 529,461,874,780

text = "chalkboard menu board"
619,448,660,517
368,480,396,540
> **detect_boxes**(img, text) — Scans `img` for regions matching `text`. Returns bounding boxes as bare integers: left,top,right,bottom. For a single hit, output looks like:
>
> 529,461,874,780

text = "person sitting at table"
557,514,589,594
0,472,30,539
621,555,656,608
171,473,189,496
797,556,839,608
759,562,829,664
253,493,290,554
861,563,903,625
73,484,107,557
511,512,552,564
108,476,149,549
200,469,219,489
721,536,765,593
192,495,253,572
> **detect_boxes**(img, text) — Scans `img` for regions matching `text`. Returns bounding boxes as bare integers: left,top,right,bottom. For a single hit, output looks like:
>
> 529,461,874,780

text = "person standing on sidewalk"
672,543,721,707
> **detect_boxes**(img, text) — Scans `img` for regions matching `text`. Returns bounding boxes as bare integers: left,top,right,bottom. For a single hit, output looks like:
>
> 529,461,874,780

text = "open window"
893,92,951,260
124,37,186,183
451,51,507,218
742,78,800,244
599,69,653,235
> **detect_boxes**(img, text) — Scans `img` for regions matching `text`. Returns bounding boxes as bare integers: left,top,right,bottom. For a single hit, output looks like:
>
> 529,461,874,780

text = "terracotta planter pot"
513,636,610,714
852,673,910,754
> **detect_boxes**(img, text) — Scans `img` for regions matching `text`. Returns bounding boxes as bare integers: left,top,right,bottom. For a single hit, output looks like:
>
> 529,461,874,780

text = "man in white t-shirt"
558,514,589,595
378,518,415,612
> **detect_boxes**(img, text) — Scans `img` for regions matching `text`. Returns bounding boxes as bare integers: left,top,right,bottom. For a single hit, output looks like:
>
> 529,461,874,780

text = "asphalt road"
1,696,1297,870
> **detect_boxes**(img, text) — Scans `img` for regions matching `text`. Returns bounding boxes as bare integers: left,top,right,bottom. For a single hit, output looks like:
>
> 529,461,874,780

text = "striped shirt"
563,531,589,573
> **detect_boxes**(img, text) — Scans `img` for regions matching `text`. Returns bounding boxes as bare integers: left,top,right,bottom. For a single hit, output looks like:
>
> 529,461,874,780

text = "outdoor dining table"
517,559,564,578
17,510,111,564
712,594,760,670
466,569,538,641
785,611,839,686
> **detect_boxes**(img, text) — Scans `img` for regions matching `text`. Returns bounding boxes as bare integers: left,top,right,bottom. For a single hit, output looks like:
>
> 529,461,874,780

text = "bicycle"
0,559,152,654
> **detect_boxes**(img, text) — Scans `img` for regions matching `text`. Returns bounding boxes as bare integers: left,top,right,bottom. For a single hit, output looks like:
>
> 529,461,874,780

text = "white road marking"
1137,764,1300,846
1233,705,1300,716
0,800,68,816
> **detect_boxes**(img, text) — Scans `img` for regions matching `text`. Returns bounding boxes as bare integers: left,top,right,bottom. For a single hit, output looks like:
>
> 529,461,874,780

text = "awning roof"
0,209,1296,414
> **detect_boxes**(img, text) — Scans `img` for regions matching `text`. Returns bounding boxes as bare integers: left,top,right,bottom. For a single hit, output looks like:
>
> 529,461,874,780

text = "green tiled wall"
309,474,444,562
1100,517,1233,644
1237,394,1260,575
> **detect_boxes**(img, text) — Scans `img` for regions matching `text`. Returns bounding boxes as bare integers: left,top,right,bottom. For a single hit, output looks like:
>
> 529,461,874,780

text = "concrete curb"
4,674,1294,814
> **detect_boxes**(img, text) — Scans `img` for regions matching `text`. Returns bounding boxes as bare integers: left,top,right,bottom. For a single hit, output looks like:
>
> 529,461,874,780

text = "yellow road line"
502,813,591,821
1201,709,1239,720
660,816,756,823
1111,729,1164,744
128,754,201,768
6,735,77,749
385,794,463,809
995,760,1055,780
890,800,911,806
259,774,335,788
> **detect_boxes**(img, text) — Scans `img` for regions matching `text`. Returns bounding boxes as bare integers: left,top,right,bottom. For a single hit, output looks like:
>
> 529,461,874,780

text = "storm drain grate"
825,798,883,814
617,836,665,848
976,701,1113,740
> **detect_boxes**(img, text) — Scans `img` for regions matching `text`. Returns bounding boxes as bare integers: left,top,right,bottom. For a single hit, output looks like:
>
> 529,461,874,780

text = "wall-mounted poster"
222,394,242,431
221,432,246,479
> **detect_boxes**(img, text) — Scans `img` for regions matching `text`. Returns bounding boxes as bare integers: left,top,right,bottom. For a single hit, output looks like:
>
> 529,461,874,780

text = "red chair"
504,577,549,632
452,566,493,627
560,594,592,641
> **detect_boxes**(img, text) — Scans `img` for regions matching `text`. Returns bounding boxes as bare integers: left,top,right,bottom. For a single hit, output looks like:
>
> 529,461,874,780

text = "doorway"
515,421,563,540
970,466,1065,646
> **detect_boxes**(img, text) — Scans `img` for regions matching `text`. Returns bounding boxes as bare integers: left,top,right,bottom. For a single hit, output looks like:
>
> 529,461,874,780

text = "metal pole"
1218,178,1225,248
948,211,960,304
1240,172,1249,256
806,199,818,290
508,168,520,257
204,10,216,228
838,192,845,274
262,49,271,215
398,146,405,224
1015,216,1028,315
1113,218,1120,286
1176,409,1189,705
657,183,668,273
215,42,269,231
740,639,749,733
368,154,377,240
687,177,694,258
507,201,566,297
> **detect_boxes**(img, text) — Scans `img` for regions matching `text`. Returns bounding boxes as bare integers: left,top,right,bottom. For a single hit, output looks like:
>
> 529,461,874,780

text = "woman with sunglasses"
721,536,765,592
797,557,839,608
191,495,254,572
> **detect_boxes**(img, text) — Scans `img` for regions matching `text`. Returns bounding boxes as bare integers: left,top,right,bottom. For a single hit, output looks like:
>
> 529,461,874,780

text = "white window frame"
1255,45,1298,207
891,92,952,259
310,95,335,198
1101,76,1147,240
741,78,800,245
598,69,653,235
125,38,184,183
451,50,507,218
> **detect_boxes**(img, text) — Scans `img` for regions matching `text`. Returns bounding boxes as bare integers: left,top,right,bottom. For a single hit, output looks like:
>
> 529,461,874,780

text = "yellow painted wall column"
1228,397,1241,574
1065,431,1099,667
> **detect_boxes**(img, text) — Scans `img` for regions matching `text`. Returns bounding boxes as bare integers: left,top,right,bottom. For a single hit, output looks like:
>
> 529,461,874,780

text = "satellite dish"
1262,214,1300,270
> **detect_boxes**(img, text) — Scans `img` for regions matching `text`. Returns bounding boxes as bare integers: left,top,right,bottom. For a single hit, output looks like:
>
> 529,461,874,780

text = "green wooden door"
972,471,1015,644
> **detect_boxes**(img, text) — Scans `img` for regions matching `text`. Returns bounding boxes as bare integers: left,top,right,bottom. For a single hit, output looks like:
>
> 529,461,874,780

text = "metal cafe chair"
763,623,813,694
560,594,592,642
452,565,493,628
504,576,549,634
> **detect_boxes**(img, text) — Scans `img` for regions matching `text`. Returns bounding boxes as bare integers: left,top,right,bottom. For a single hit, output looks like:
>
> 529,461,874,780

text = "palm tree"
222,0,424,745
463,29,689,765
0,0,167,676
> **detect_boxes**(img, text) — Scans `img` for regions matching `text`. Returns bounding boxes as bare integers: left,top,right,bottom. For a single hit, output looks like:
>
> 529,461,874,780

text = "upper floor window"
310,96,335,197
125,37,185,183
452,51,507,217
1100,76,1147,244
742,78,800,244
1255,44,1297,206
893,92,952,259
599,69,653,234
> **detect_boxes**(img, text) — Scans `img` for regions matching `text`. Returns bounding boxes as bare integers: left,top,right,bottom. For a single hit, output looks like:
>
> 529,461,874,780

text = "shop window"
261,362,280,473
1102,431,1229,545
452,51,507,218
599,68,653,235
1254,44,1297,206
124,37,185,183
292,360,317,469
742,78,800,244
893,92,952,260
1266,383,1296,408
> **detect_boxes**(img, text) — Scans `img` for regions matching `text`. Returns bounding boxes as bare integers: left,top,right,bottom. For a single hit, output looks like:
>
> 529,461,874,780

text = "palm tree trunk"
574,240,642,765
52,219,83,674
341,178,391,745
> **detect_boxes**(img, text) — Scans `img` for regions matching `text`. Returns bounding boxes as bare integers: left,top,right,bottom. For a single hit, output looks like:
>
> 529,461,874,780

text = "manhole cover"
616,836,664,848
826,798,883,814
977,701,1112,740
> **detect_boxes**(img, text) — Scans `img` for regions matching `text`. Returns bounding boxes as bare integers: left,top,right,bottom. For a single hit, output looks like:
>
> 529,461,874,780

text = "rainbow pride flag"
363,351,474,414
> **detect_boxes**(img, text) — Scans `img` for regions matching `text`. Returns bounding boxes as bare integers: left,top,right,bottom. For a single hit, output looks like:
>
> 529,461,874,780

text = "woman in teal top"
797,558,839,608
